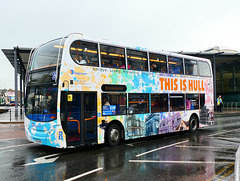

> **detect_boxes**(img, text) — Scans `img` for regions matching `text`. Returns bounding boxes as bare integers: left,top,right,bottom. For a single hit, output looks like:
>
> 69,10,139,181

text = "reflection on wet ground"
0,116,240,180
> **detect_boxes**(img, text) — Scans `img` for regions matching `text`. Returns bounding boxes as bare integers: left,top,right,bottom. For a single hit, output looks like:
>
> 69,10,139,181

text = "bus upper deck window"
70,40,99,67
185,59,198,76
127,49,148,71
100,45,125,69
149,53,167,73
199,61,211,77
168,56,183,74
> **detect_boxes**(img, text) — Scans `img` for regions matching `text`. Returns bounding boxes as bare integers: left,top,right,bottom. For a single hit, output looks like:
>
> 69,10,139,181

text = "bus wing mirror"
67,94,73,102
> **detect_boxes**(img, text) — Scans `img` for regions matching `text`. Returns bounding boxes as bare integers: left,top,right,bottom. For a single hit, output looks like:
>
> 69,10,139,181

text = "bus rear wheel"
189,115,198,133
106,124,121,147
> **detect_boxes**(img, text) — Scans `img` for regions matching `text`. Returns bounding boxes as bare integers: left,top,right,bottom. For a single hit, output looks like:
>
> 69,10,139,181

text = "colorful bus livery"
25,33,214,148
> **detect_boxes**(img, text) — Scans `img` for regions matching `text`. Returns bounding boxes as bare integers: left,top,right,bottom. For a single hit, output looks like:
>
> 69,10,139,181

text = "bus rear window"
70,40,99,67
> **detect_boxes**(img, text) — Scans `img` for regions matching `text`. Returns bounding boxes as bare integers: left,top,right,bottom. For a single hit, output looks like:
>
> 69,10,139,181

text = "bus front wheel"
106,124,121,147
189,115,198,133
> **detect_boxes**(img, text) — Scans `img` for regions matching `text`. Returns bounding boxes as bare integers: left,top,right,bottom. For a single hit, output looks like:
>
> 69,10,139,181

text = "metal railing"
0,107,24,122
223,102,240,112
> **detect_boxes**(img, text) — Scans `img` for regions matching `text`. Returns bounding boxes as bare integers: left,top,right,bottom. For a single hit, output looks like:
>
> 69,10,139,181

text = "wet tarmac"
0,115,240,181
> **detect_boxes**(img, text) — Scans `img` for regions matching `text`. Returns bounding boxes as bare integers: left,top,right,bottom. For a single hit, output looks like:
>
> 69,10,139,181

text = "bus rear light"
210,112,214,121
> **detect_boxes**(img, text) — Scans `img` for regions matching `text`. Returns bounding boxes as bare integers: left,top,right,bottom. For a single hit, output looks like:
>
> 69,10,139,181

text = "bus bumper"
24,118,67,148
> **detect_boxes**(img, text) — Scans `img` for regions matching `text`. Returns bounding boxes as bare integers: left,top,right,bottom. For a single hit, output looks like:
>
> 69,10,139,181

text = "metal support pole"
20,68,23,115
212,55,217,111
23,72,25,106
235,145,240,181
14,47,18,117
10,108,11,122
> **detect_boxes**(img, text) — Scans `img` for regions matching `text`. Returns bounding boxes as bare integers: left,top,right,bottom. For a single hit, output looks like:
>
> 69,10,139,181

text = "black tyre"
189,115,198,133
106,124,121,147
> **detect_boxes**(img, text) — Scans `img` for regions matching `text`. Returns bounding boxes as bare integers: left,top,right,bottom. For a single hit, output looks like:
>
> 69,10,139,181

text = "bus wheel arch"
105,120,124,147
189,114,199,133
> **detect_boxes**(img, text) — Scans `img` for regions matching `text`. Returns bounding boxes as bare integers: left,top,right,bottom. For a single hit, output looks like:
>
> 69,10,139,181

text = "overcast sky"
1,0,240,89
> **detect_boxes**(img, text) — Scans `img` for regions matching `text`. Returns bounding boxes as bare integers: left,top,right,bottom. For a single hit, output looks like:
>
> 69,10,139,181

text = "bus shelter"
2,47,31,116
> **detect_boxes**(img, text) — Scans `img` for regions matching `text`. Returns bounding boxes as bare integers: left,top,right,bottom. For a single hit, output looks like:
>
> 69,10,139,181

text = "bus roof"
51,33,211,63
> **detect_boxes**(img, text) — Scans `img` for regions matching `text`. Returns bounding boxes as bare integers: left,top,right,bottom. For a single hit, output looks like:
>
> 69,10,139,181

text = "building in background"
0,89,23,106
179,46,240,104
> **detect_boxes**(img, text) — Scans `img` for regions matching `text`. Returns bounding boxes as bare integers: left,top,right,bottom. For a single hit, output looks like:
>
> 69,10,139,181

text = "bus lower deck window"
128,93,149,114
102,93,127,116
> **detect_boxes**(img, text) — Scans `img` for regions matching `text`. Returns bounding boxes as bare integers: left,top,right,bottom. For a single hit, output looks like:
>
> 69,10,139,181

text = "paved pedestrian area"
0,124,25,139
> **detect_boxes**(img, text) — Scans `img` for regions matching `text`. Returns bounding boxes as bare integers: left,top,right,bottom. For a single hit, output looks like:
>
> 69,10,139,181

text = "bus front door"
61,92,97,146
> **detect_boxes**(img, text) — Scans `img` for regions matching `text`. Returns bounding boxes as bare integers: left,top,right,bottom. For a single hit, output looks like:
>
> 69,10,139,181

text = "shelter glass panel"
216,68,222,93
222,66,233,93
235,64,240,92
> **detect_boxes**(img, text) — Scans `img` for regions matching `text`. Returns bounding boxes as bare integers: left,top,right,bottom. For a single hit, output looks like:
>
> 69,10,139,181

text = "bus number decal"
58,131,63,140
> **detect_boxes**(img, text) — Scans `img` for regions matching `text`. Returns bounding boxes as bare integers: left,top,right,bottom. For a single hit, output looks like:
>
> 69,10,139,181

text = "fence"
0,107,24,122
223,102,240,112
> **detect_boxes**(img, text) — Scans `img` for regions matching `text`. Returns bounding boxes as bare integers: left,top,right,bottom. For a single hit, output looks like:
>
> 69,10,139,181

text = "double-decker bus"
25,33,214,148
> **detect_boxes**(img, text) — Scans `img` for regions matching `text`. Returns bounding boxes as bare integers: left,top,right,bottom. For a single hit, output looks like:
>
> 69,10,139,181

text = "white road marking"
126,140,147,147
176,145,238,149
64,167,103,181
0,149,15,154
24,153,61,166
129,160,234,164
213,137,240,142
135,140,189,157
0,137,26,141
0,143,35,150
208,128,240,137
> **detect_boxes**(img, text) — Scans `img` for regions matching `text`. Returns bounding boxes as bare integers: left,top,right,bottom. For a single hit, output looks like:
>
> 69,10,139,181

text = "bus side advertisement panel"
97,110,198,142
